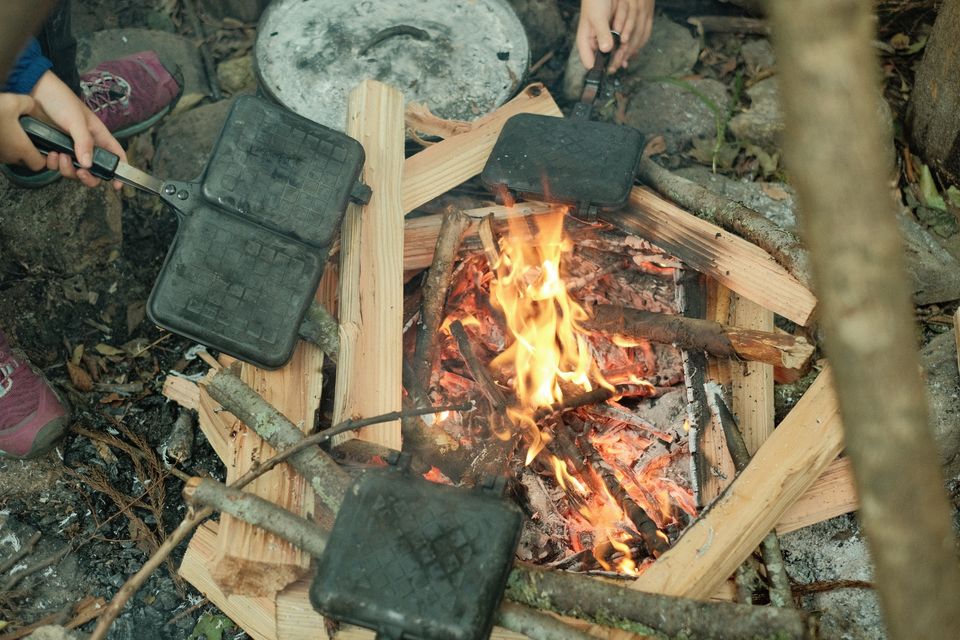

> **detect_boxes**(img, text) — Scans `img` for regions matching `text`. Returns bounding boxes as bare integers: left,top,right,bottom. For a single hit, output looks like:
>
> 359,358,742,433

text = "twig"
414,210,469,383
165,597,208,626
528,50,556,75
1,544,71,591
298,301,340,358
0,531,41,575
792,579,874,597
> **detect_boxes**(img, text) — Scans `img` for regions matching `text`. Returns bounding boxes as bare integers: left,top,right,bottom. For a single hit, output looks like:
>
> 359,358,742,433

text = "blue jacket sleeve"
3,38,53,94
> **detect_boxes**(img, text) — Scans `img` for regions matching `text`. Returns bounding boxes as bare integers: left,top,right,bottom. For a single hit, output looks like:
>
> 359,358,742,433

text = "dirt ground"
0,1,957,639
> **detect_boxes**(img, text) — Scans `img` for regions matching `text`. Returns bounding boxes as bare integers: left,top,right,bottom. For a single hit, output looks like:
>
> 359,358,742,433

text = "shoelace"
81,72,132,115
0,353,19,399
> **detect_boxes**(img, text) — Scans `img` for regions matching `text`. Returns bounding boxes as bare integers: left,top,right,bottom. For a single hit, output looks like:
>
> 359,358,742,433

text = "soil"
0,1,957,639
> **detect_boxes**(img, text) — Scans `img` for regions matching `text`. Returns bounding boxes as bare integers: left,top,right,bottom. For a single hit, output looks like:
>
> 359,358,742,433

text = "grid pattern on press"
204,99,355,248
152,214,316,358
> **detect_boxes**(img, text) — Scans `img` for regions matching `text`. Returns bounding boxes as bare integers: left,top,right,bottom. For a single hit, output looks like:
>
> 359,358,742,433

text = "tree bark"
907,0,960,185
770,2,960,639
585,304,814,370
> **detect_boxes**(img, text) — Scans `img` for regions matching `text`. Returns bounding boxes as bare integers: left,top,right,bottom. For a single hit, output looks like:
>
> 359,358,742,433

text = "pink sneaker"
0,332,69,459
80,51,182,139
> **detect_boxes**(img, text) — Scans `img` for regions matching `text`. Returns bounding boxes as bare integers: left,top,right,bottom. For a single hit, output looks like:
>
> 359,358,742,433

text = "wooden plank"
161,375,199,411
776,456,858,534
603,188,817,326
332,80,406,449
180,523,277,640
162,375,235,463
626,366,843,600
728,294,775,455
401,84,563,214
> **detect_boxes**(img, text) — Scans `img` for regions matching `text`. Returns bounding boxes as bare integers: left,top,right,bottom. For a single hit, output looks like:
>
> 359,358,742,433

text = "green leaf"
188,613,233,640
906,35,928,55
919,164,946,211
946,185,960,209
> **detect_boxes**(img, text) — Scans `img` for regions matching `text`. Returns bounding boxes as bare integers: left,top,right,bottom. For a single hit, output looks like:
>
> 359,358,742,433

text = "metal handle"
18,116,120,181
575,31,621,120
358,25,431,55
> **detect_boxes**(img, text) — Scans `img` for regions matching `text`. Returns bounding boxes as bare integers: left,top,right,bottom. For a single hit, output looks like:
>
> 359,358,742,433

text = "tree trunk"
769,2,960,640
908,0,960,185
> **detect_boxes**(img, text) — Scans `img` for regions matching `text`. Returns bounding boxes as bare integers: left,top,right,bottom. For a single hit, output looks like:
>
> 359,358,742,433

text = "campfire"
407,206,698,576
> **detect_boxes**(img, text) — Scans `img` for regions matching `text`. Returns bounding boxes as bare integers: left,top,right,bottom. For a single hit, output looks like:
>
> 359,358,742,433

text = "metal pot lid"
255,0,529,130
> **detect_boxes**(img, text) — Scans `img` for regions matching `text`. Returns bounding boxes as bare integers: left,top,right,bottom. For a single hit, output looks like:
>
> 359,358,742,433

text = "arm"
577,0,655,72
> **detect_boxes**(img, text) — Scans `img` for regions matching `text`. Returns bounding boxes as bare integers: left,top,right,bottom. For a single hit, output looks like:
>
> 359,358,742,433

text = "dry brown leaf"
643,135,667,159
95,343,124,357
67,361,93,391
761,183,790,201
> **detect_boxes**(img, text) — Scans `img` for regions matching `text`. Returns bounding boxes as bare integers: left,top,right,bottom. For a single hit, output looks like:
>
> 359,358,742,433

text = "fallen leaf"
761,183,790,201
71,344,84,366
123,338,152,359
919,164,946,211
67,362,93,391
126,301,147,335
93,440,118,465
95,343,124,357
642,135,667,158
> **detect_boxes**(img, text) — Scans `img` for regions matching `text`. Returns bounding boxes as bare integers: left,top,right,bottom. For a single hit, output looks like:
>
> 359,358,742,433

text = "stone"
217,54,257,95
741,38,776,75
507,0,566,63
0,178,122,275
780,515,885,640
728,76,783,150
624,78,729,153
674,165,797,231
898,211,960,305
153,98,238,182
920,330,960,477
76,29,210,100
624,15,700,79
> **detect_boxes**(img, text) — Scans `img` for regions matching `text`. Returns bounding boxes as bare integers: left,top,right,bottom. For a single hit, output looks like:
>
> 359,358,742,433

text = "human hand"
577,0,655,72
30,70,125,189
0,93,46,170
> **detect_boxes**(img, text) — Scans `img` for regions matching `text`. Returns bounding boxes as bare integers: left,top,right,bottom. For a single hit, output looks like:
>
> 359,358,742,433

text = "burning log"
635,157,811,289
414,210,470,384
182,476,815,640
586,304,814,370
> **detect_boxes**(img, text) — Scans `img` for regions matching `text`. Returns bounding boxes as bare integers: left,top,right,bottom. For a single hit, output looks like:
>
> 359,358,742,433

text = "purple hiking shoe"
0,332,69,459
80,51,182,139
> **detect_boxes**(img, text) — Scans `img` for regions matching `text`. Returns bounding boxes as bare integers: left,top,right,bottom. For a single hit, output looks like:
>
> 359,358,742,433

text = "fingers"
86,111,125,190
575,17,597,69
578,0,617,68
1,94,47,170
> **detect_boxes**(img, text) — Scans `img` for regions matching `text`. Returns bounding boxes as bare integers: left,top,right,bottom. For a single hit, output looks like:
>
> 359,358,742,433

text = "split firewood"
181,475,814,640
414,209,470,384
709,387,793,608
585,304,814,370
637,157,811,289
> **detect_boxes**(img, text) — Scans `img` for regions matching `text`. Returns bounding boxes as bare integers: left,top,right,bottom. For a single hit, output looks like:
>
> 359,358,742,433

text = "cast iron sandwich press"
20,96,370,369
311,454,523,640
481,34,643,219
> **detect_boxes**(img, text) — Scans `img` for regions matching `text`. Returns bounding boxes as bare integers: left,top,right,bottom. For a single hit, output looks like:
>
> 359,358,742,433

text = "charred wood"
586,304,814,370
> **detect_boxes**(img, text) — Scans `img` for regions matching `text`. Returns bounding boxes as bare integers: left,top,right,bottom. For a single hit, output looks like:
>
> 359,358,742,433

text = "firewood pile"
156,80,855,640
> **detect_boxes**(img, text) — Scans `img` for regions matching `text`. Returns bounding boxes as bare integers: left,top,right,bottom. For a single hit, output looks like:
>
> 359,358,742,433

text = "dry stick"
89,388,462,640
0,531,40,575
182,475,813,640
687,15,769,35
1,544,71,591
770,1,960,637
585,303,814,370
298,301,340,358
414,209,470,383
637,156,812,289
712,391,793,608
494,602,595,640
505,562,814,640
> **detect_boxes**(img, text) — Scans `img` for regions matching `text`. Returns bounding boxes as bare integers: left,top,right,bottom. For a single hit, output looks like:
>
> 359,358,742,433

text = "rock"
674,165,797,231
920,331,960,477
153,98,237,181
729,77,783,150
898,211,960,305
217,54,256,95
741,38,775,74
624,15,700,79
780,515,885,640
76,29,210,100
562,44,589,102
26,626,85,640
507,0,567,62
624,78,729,153
0,179,122,275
